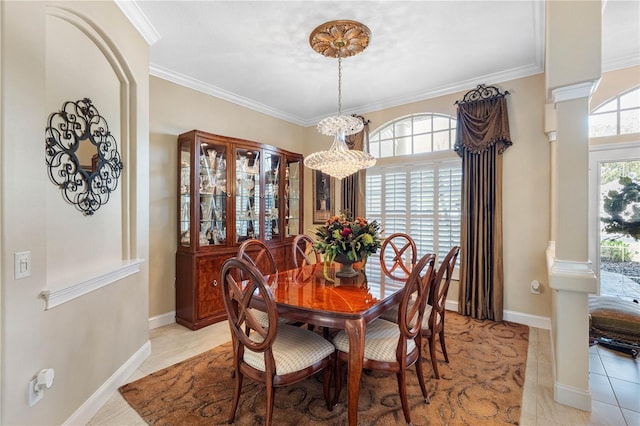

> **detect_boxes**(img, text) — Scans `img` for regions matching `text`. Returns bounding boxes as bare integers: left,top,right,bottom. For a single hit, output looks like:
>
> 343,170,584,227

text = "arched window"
366,113,461,264
369,113,458,158
590,86,640,137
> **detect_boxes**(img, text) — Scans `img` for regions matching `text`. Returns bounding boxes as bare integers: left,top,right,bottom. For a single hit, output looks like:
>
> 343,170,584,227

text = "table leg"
344,318,365,426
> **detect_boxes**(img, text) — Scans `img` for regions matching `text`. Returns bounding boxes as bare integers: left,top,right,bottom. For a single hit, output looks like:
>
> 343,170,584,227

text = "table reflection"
264,258,407,315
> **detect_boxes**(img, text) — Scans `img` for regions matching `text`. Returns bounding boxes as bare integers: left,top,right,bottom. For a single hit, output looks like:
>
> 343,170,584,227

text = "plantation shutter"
366,160,461,263
437,163,462,264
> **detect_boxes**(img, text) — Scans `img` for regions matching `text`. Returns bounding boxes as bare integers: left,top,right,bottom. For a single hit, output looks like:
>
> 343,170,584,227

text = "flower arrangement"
314,210,382,279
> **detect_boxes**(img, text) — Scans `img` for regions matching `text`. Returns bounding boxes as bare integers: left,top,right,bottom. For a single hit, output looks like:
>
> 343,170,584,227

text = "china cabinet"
176,129,303,329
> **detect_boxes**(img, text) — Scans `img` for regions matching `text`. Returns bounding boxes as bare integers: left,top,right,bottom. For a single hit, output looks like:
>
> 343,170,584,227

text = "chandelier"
303,20,376,180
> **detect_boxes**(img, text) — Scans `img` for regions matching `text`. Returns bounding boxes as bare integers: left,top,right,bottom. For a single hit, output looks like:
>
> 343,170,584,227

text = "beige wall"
45,6,125,287
0,1,149,424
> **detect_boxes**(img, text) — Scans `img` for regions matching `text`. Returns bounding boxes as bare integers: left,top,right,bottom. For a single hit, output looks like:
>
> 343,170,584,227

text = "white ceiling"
119,0,640,127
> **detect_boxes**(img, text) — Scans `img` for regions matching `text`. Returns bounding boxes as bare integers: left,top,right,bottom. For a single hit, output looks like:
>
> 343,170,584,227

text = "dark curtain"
343,116,369,218
455,94,512,321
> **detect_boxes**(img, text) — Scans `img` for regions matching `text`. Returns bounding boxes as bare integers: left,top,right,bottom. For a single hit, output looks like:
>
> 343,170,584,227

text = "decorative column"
545,0,602,412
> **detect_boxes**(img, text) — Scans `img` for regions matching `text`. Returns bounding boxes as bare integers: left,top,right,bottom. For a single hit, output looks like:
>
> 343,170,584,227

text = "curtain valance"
454,87,512,156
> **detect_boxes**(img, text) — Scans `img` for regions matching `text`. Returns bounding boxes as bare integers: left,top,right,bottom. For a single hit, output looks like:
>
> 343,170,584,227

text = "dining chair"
220,257,334,425
237,238,277,276
292,234,321,268
423,245,460,379
378,233,420,324
380,233,418,281
237,239,286,329
332,252,437,425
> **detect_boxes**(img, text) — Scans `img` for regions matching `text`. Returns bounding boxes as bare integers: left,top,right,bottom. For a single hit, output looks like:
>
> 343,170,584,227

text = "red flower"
340,227,352,238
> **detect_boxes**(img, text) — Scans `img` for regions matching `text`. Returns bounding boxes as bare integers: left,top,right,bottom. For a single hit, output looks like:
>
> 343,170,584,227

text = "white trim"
589,140,640,152
444,300,551,329
554,382,592,412
548,258,598,293
552,81,600,103
504,310,551,330
149,311,175,329
63,340,151,425
445,299,458,312
547,131,557,142
114,0,161,45
603,54,640,73
41,259,145,310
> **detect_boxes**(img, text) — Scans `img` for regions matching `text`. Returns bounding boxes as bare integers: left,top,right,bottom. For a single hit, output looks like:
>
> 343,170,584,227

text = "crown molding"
150,64,308,126
603,54,640,73
115,0,161,45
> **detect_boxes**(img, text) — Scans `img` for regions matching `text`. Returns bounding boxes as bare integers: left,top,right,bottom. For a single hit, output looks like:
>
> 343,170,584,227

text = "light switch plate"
14,251,31,279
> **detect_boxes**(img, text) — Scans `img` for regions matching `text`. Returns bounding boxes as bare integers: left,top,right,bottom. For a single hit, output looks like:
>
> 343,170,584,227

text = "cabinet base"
176,312,227,330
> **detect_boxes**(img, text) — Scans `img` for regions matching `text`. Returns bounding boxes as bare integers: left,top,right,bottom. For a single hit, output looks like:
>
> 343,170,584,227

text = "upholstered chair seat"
333,318,417,362
245,324,334,375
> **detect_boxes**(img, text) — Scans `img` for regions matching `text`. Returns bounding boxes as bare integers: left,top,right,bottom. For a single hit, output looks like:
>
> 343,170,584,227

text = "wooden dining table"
253,260,408,426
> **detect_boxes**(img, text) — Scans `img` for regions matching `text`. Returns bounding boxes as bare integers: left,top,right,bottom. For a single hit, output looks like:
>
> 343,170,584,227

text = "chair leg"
439,331,449,363
228,369,243,424
333,354,343,407
415,354,430,403
265,379,275,426
323,357,333,411
395,371,411,425
428,336,440,379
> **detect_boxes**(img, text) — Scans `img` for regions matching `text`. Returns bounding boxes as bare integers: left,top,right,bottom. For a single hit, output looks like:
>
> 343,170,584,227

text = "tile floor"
521,328,639,426
89,322,639,426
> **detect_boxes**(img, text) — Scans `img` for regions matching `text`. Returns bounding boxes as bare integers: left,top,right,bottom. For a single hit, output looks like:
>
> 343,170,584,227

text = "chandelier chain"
337,55,343,116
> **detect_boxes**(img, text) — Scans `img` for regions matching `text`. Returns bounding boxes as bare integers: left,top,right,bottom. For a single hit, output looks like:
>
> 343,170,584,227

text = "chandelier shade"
304,20,376,180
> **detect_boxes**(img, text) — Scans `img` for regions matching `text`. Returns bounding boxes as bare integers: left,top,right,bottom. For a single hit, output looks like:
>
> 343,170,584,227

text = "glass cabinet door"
179,141,191,247
263,151,281,241
235,148,261,242
199,142,228,247
285,159,301,237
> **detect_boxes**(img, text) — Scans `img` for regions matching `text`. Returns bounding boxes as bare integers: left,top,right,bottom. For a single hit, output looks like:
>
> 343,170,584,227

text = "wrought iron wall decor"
454,83,510,105
45,98,123,215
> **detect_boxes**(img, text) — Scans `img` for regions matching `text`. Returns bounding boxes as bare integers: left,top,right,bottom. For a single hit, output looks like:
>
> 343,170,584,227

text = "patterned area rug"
120,312,528,425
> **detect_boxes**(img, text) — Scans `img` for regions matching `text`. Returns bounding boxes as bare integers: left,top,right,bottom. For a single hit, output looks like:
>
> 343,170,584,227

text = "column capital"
551,80,600,104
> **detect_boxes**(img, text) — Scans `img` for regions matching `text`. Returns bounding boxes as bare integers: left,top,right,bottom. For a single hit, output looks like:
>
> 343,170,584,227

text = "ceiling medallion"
309,20,371,59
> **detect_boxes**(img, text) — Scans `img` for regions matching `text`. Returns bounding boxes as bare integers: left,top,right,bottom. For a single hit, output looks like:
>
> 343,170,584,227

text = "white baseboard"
503,310,551,330
554,382,592,412
445,300,551,329
63,340,151,425
149,311,175,329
